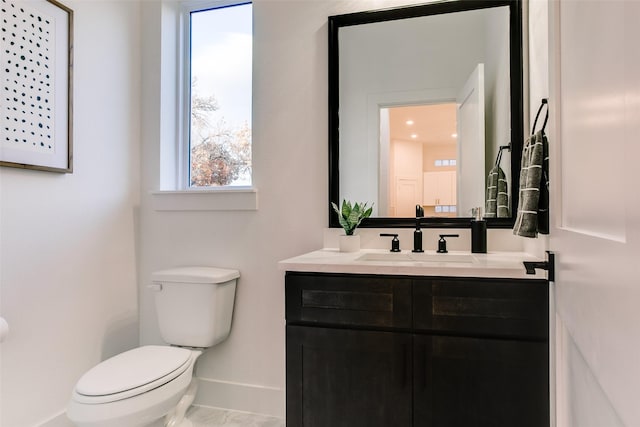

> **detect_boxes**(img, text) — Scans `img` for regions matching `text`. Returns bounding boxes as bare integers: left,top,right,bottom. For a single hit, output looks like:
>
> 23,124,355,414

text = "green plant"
331,200,373,235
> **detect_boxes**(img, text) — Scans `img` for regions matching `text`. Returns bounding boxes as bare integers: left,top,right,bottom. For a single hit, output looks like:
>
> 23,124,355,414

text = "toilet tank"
150,267,239,348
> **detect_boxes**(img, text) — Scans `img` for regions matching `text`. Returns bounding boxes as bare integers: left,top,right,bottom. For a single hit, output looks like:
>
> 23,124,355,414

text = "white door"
456,64,485,216
391,138,423,217
395,177,418,217
549,2,640,426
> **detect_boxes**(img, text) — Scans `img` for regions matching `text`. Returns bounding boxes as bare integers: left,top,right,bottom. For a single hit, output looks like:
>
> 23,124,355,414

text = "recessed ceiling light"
406,120,414,125
451,133,458,138
411,134,418,139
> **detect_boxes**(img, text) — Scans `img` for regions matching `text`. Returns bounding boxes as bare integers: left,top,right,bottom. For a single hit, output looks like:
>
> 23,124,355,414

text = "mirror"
329,0,523,228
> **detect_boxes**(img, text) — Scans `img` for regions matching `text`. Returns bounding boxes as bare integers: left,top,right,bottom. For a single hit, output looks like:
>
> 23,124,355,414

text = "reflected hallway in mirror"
380,103,459,218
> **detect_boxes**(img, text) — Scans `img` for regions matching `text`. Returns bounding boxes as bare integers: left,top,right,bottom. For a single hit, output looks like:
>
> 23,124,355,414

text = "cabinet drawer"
414,277,549,339
286,272,411,329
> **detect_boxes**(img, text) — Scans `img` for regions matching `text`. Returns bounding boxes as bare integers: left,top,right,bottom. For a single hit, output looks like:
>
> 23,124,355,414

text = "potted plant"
331,200,373,252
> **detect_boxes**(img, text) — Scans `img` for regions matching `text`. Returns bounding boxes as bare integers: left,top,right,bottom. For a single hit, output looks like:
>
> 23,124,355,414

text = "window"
183,2,252,188
434,159,456,167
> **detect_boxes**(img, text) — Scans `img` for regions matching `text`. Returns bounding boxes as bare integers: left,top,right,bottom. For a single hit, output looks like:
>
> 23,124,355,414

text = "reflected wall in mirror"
329,0,523,228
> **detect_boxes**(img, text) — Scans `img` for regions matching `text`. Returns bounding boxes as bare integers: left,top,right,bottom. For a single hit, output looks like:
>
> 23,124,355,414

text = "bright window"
185,2,252,188
434,159,456,167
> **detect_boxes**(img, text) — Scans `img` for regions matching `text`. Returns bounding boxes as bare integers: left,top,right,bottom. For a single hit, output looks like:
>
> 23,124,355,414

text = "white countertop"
279,249,547,279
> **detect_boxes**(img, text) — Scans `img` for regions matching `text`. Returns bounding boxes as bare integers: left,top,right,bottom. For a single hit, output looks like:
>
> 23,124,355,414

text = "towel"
485,165,509,218
513,130,549,237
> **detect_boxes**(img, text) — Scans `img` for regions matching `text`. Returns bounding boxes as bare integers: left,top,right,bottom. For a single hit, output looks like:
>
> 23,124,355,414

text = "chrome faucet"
413,205,424,253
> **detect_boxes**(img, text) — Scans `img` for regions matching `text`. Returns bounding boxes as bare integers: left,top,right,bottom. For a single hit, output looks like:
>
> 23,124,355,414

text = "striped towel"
485,165,509,218
513,130,549,237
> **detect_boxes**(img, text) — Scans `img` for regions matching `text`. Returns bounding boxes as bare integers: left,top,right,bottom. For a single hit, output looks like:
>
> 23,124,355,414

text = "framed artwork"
0,0,73,173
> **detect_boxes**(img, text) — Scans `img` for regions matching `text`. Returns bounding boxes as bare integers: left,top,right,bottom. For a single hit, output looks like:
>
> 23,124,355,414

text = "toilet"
67,266,239,427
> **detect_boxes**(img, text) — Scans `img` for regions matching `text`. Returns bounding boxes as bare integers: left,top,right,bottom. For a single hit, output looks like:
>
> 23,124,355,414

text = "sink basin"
356,252,475,263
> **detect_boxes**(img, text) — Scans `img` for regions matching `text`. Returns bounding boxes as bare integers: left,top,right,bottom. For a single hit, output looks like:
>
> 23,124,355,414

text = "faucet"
413,205,424,253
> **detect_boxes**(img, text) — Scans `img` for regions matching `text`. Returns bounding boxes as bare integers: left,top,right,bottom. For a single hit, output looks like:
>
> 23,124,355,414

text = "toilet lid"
75,345,192,398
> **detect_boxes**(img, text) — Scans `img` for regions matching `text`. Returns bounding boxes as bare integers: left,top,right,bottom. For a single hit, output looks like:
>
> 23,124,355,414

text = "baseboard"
36,411,73,427
33,380,284,426
194,377,284,418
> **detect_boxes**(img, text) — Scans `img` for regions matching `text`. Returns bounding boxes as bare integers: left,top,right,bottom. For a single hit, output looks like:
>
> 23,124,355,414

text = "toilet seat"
68,346,201,427
73,346,193,404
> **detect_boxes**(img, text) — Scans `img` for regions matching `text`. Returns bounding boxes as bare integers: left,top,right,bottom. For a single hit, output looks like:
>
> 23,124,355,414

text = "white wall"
483,6,512,203
139,0,330,416
141,0,486,417
522,0,550,259
0,1,141,425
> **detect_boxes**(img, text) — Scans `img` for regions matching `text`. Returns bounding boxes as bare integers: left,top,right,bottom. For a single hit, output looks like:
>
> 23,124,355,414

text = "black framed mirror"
329,0,523,228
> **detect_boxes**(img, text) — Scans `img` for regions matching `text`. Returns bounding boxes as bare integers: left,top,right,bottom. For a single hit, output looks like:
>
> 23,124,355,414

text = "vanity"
289,0,548,423
280,250,550,427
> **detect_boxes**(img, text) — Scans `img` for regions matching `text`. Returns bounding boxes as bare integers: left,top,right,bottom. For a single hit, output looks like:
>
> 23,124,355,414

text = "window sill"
151,187,258,211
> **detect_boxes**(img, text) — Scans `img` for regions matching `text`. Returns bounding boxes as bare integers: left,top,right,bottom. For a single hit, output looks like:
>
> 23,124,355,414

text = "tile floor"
186,406,284,427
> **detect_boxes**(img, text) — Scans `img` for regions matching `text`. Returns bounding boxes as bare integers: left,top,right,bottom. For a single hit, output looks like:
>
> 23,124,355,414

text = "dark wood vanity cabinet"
287,326,413,427
285,272,549,427
413,334,548,427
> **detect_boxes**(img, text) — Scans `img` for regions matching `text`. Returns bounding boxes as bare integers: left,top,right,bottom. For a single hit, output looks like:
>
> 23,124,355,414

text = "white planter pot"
339,234,360,252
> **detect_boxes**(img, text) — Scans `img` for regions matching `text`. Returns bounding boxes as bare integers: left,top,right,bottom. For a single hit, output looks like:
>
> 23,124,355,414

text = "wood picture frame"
0,0,73,173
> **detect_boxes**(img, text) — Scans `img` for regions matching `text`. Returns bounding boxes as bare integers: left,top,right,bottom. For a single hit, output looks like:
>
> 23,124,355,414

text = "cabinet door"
438,171,456,206
287,325,412,427
423,171,456,206
413,334,549,427
423,172,440,205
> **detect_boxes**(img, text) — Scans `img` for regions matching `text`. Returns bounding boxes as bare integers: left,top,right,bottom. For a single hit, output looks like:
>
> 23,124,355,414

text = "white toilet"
68,266,239,427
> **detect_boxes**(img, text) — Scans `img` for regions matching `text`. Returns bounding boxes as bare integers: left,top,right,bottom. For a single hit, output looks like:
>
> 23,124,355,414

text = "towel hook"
532,98,549,134
494,143,511,167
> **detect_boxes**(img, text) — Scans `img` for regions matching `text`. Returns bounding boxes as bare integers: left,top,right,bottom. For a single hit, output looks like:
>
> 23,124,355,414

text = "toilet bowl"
68,346,201,427
68,267,239,427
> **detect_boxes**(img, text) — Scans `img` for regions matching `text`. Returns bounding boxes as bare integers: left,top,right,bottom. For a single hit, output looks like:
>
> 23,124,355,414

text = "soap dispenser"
471,207,487,253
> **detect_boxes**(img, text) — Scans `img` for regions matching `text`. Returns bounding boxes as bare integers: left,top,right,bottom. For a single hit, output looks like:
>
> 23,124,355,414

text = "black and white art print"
0,0,72,173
